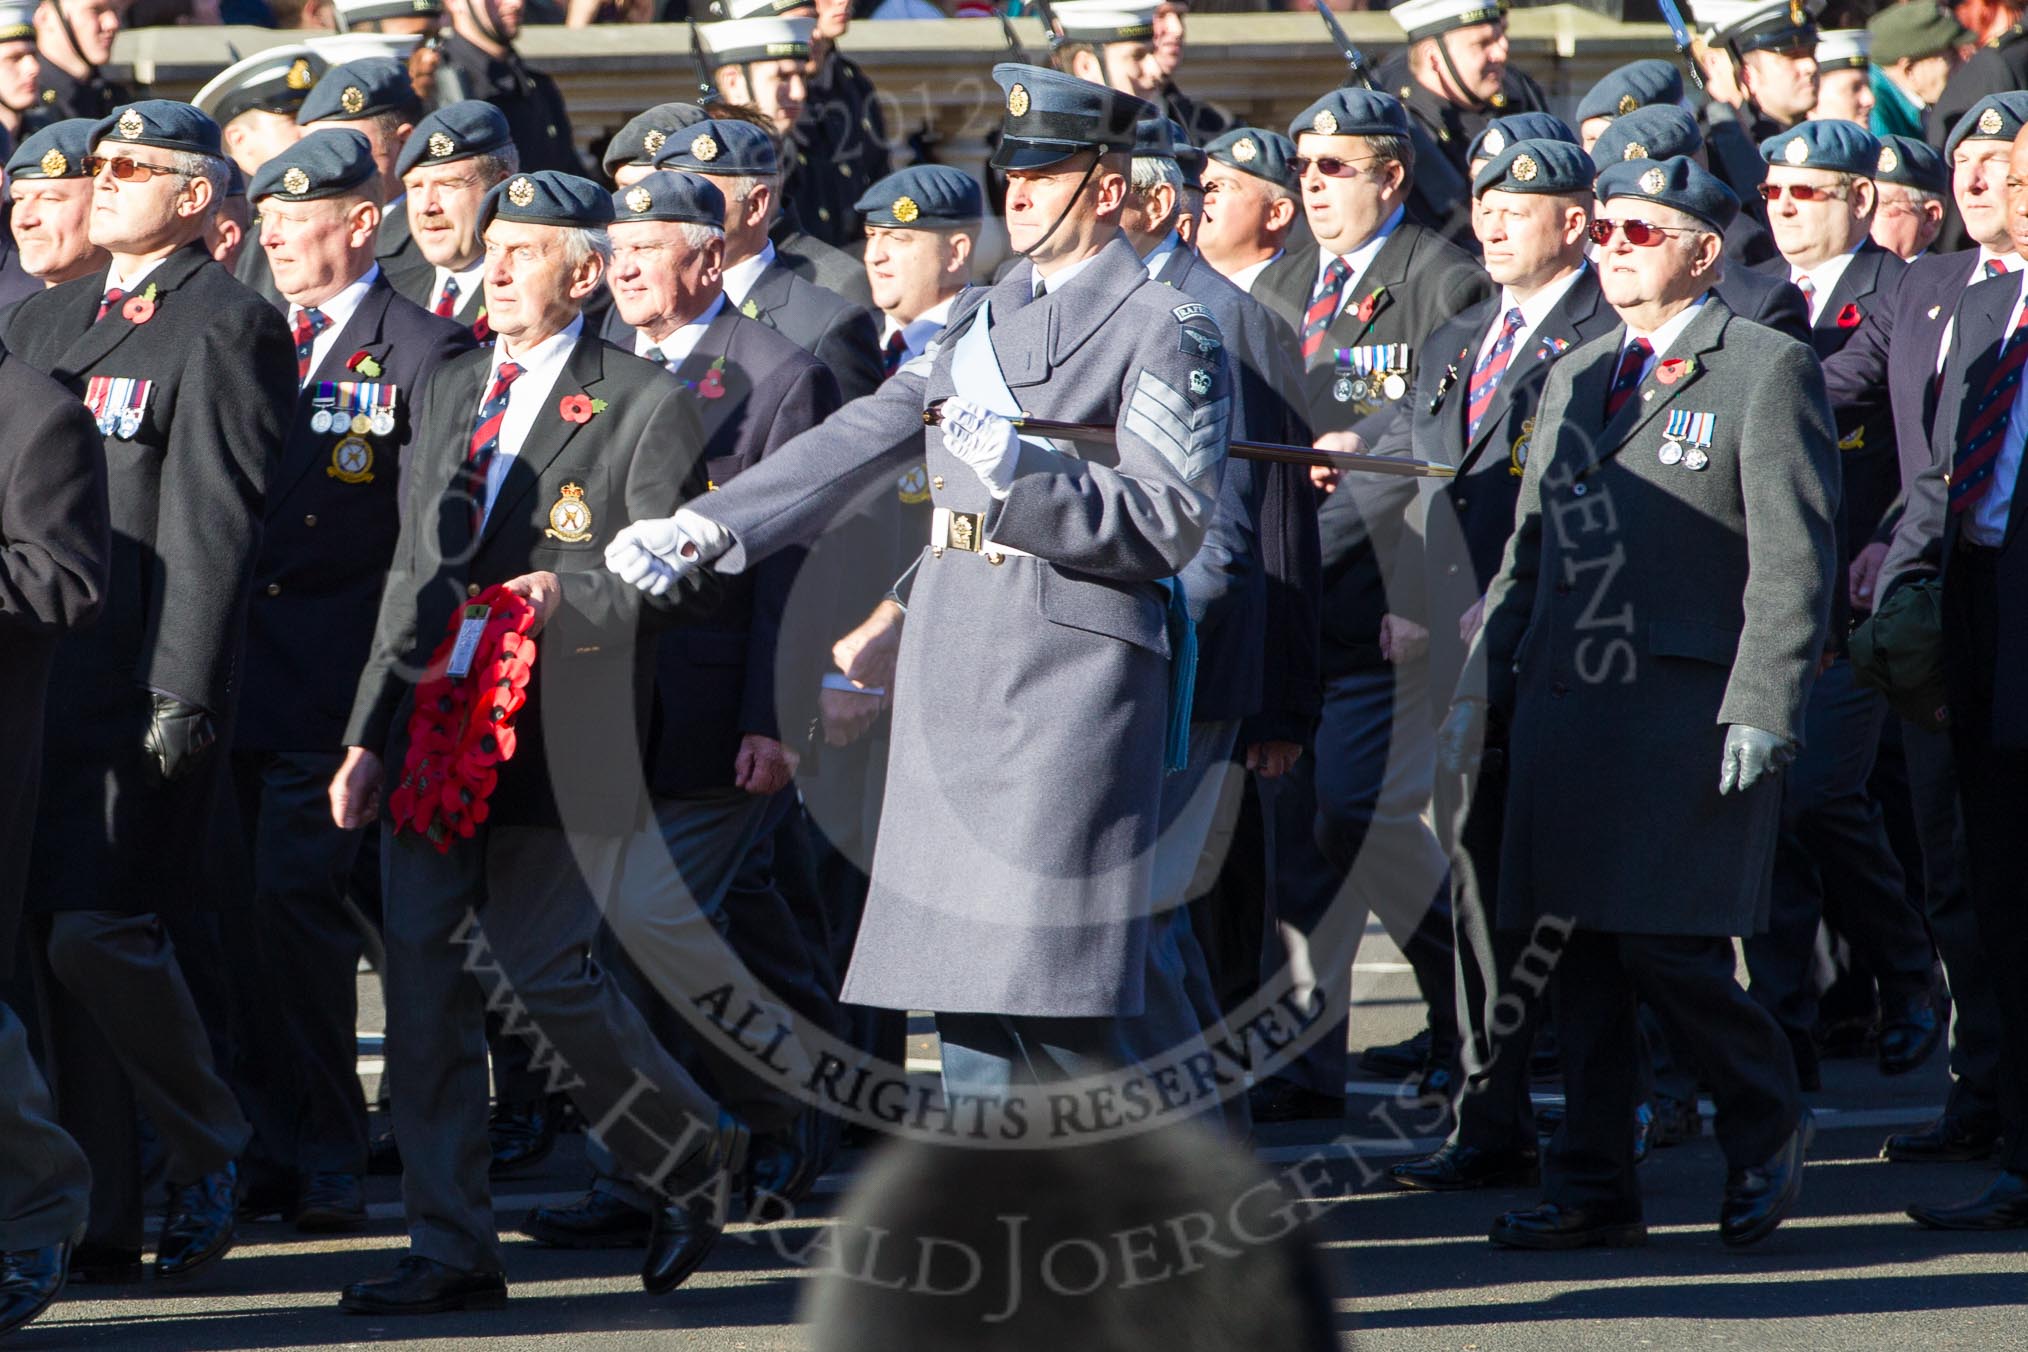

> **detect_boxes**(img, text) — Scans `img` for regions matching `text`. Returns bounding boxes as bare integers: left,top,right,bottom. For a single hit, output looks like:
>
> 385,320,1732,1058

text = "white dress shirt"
1616,295,1708,384
1475,264,1588,371
721,241,777,308
102,255,170,302
292,265,380,384
1227,249,1283,294
1966,273,2028,546
884,292,956,364
430,257,486,318
1141,231,1185,280
1788,243,1863,325
1938,246,2023,372
1311,204,1404,321
480,314,583,526
1032,248,1104,298
635,292,727,369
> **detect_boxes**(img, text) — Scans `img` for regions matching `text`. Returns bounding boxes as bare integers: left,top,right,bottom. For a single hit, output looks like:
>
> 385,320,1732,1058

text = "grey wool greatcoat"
4,241,297,915
1473,295,1838,939
689,235,1230,1018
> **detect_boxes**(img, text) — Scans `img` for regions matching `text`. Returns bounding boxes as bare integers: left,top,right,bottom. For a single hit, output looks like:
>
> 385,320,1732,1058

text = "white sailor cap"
1814,27,1870,70
1683,0,1761,41
711,0,809,16
1052,0,1158,44
193,45,326,125
1387,0,1507,43
0,0,36,44
700,15,814,66
332,0,440,30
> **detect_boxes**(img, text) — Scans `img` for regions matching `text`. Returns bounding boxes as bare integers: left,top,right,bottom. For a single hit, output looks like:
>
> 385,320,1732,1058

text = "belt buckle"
946,510,983,553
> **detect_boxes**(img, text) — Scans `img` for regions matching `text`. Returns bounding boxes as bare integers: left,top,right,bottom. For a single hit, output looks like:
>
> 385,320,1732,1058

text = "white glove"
938,397,1022,499
603,507,732,597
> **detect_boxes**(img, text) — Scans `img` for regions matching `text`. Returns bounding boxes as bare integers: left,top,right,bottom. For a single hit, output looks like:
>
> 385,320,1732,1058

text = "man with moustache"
1820,93,2028,1167
386,100,518,334
1195,126,1301,300
1387,138,1621,1191
1444,153,1832,1251
230,128,474,1235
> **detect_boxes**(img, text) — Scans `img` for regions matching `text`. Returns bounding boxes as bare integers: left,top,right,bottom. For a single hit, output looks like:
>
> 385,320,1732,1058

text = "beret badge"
282,165,312,196
1481,127,1504,155
1981,106,2004,135
1233,136,1258,163
1639,166,1667,194
1512,153,1538,182
39,148,66,176
1312,108,1339,136
642,128,665,156
1624,141,1648,160
507,176,535,207
117,108,144,139
691,132,719,163
341,85,367,116
625,185,653,213
1878,145,1899,174
1783,136,1809,165
891,194,920,224
428,131,456,159
1007,83,1030,117
1617,92,1638,116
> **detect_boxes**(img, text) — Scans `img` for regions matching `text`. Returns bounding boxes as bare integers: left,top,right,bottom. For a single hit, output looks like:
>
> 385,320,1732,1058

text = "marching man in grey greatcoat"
1439,155,1836,1250
605,64,1233,1103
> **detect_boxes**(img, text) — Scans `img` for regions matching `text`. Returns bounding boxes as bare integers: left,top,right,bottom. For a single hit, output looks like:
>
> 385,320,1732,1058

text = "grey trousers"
380,820,723,1272
0,1002,89,1251
40,910,250,1250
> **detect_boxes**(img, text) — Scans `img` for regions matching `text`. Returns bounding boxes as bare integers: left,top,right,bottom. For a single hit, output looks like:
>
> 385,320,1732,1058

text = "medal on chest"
83,375,154,440
1332,343,1410,407
1659,409,1715,471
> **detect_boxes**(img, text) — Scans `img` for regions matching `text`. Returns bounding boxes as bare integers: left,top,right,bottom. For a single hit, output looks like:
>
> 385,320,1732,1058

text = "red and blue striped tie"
1466,307,1525,440
291,307,329,383
464,361,523,531
1605,338,1651,420
1950,305,2028,513
1302,257,1351,363
1987,258,2009,280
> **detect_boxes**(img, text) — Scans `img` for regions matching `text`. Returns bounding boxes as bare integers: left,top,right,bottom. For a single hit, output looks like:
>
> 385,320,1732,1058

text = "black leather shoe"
1908,1171,2028,1230
236,1171,297,1222
1248,1079,1345,1123
156,1162,238,1277
1720,1113,1812,1248
1877,990,1946,1076
1881,1113,2002,1164
643,1112,750,1295
1358,1028,1432,1079
67,1243,142,1285
489,1098,559,1177
1649,1094,1703,1149
1391,1143,1539,1192
520,1191,652,1249
0,1244,68,1338
366,1130,402,1176
339,1255,507,1314
1489,1201,1646,1250
296,1172,366,1233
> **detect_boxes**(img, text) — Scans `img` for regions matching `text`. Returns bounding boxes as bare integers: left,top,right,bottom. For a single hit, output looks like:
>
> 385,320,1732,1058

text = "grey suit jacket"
1475,295,1837,938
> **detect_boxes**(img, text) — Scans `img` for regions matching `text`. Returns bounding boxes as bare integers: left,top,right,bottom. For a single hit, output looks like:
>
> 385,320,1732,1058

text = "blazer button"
303,513,317,527
1551,680,1571,697
1445,563,1459,575
265,582,281,597
1454,497,1467,511
1572,482,1588,497
467,583,482,598
932,476,944,490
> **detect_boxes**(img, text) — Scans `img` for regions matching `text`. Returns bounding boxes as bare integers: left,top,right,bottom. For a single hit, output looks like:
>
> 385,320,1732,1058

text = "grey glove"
144,694,217,782
1719,724,1793,795
1437,699,1488,775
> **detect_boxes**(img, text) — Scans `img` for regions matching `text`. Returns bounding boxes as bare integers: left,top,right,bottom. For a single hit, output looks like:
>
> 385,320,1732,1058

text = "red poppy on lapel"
1355,286,1386,325
122,283,158,325
1656,356,1694,385
558,393,596,423
1835,303,1862,329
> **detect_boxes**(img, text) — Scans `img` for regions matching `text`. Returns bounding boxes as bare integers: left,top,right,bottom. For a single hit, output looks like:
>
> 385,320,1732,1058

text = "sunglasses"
84,155,186,184
1587,218,1702,247
1758,182,1850,203
1290,154,1381,179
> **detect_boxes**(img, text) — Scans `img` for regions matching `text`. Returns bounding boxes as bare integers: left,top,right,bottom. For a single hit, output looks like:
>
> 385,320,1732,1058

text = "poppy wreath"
387,583,539,851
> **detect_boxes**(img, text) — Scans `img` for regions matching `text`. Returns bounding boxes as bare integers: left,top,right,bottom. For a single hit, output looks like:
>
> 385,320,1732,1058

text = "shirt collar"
105,255,170,295
1316,203,1405,292
1140,231,1185,280
1976,244,2021,278
1228,249,1283,292
294,263,379,331
1788,241,1864,317
721,240,777,307
636,290,727,358
1498,262,1587,337
1624,294,1707,358
494,312,584,376
435,254,487,293
886,291,958,352
1032,248,1104,298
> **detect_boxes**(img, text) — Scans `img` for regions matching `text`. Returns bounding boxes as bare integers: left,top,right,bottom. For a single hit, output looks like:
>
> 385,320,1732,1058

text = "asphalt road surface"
21,923,2018,1352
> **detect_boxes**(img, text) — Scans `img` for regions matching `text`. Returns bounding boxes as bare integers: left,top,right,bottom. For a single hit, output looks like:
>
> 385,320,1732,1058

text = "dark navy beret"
478,170,616,233
1872,134,1946,195
1576,59,1684,125
652,118,779,177
90,100,222,159
9,118,95,179
1945,92,2028,159
1592,104,1703,167
612,170,726,228
1473,138,1596,197
1205,126,1296,192
296,56,422,126
1290,87,1411,142
1596,154,1740,232
225,160,248,199
250,128,377,203
601,102,709,177
396,101,514,178
1466,111,1576,165
1760,119,1878,177
990,62,1154,171
854,163,983,227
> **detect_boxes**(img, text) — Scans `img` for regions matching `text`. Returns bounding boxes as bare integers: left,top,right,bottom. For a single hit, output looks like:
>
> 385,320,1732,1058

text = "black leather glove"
144,694,217,782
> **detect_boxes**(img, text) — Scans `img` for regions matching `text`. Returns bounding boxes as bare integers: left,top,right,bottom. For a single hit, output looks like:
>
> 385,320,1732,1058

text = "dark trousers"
229,749,370,1178
1548,931,1800,1212
0,1001,90,1251
1435,761,1544,1153
1940,549,2028,1170
1747,659,1934,1040
35,911,250,1250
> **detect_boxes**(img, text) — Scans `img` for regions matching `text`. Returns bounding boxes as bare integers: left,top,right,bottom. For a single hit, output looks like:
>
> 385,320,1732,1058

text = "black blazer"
1715,263,1810,345
740,255,885,404
344,328,716,830
0,345,109,967
237,274,478,752
602,300,844,794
